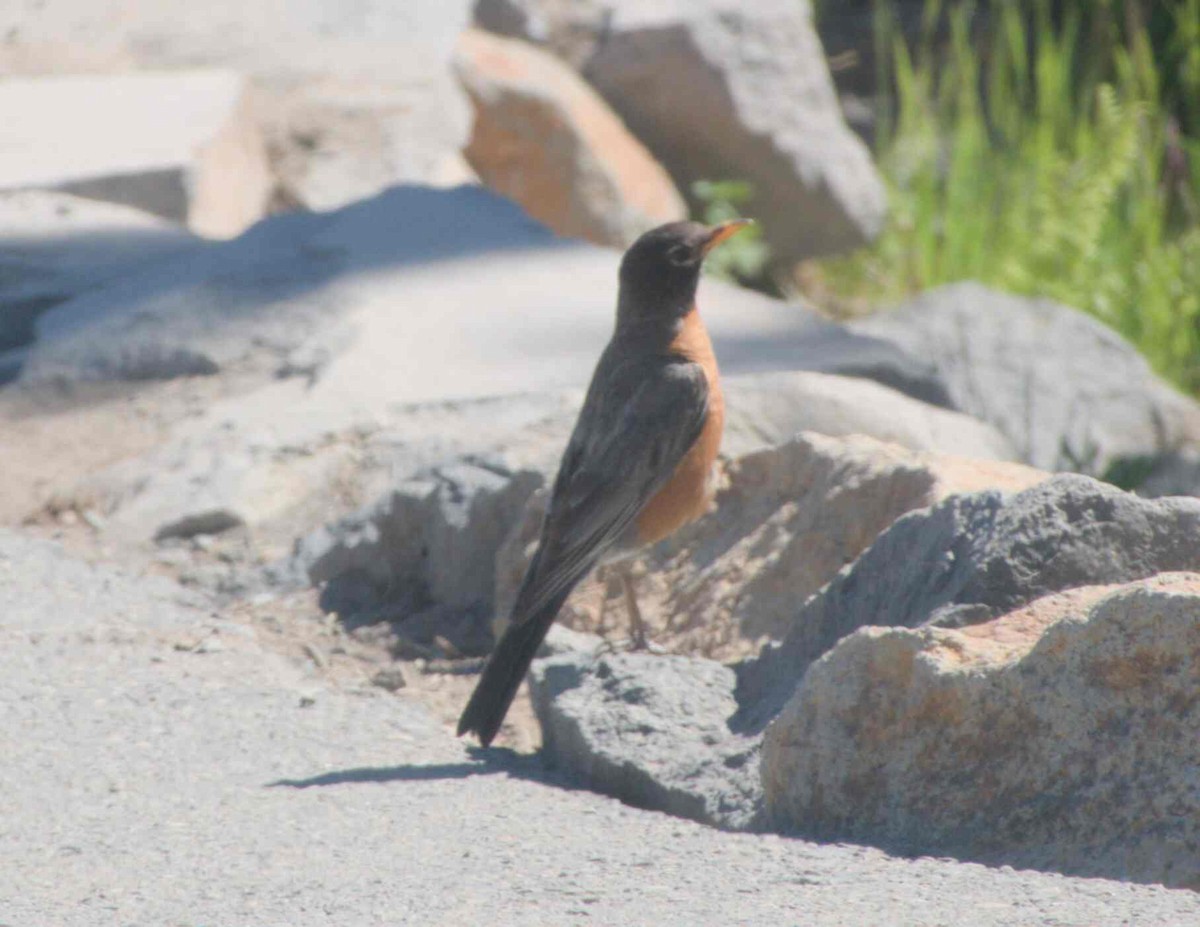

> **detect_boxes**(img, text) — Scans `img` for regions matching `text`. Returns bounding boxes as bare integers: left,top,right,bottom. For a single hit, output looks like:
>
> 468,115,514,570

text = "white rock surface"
16,185,793,397
721,370,1015,459
0,71,272,238
0,191,195,362
0,0,474,212
13,186,919,546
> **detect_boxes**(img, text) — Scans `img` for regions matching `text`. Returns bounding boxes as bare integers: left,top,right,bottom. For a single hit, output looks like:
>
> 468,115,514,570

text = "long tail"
456,584,571,747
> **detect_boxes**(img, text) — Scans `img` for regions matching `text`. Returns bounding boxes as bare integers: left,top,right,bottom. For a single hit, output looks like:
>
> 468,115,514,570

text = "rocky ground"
5,1,1200,922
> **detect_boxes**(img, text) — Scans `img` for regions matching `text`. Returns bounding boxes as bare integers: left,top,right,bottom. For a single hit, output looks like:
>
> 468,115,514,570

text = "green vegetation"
810,0,1200,394
690,180,773,285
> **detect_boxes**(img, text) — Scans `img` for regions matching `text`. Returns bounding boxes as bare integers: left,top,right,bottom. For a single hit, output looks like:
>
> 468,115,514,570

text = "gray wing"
515,356,709,620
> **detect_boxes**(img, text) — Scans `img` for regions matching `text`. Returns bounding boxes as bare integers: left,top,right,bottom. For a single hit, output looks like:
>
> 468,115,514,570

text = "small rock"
190,534,218,553
193,636,224,655
79,509,106,531
539,624,604,657
154,510,244,543
154,547,192,568
371,666,409,692
302,642,328,669
530,649,759,829
432,635,463,659
300,460,546,653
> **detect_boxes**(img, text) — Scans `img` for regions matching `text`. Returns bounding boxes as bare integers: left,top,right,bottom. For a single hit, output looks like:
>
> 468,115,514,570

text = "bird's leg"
593,565,610,636
620,565,648,651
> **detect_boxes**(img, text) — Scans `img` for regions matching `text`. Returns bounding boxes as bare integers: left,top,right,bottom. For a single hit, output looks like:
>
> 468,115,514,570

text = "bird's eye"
667,244,694,266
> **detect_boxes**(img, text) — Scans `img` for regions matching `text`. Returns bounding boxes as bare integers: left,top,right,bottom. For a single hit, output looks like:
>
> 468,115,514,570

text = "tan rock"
496,432,1046,659
762,573,1200,889
475,0,887,262
455,28,686,248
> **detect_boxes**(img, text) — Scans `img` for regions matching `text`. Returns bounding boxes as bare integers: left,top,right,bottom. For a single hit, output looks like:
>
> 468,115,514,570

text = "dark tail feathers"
457,588,569,747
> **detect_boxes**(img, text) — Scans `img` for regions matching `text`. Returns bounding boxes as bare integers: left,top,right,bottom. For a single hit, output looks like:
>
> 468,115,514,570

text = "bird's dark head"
617,219,753,325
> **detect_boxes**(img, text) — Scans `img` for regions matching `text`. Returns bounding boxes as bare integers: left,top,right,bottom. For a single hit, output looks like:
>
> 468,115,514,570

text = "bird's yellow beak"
701,218,754,255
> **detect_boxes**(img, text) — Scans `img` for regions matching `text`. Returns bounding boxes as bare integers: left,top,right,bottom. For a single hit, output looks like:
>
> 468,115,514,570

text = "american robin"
457,219,752,747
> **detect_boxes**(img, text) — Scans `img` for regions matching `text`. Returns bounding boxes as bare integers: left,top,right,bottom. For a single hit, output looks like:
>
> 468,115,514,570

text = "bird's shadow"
266,746,561,790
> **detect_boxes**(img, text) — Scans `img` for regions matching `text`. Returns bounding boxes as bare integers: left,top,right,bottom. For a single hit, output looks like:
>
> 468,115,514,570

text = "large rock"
526,473,1200,855
253,72,473,214
1136,448,1200,499
531,650,760,829
80,419,358,549
762,573,1200,889
475,0,887,264
77,383,579,549
719,371,1009,459
148,364,997,561
456,29,686,248
0,0,474,213
0,71,272,238
475,0,610,66
499,431,1043,661
16,185,961,571
0,191,195,366
12,184,804,394
296,459,547,655
283,376,1016,654
9,184,812,540
739,474,1200,728
852,283,1200,477
13,185,550,388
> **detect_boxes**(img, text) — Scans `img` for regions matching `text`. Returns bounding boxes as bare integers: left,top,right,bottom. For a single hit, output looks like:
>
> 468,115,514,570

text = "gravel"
2,530,1198,925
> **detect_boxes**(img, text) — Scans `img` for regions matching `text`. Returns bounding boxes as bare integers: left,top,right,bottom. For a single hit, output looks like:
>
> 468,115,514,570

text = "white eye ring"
667,244,694,266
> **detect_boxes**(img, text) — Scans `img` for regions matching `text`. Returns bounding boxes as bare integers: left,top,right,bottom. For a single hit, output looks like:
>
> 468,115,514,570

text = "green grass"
809,0,1200,394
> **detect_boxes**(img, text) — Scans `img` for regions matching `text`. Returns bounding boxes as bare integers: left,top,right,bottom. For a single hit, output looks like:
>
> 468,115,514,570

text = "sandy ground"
0,378,234,524
3,529,1200,926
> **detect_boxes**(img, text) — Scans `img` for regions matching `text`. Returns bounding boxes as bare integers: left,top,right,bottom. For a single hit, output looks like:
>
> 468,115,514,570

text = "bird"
457,218,752,747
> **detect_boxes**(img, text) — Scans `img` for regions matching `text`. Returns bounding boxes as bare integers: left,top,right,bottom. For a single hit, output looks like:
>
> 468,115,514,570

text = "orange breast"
634,306,724,546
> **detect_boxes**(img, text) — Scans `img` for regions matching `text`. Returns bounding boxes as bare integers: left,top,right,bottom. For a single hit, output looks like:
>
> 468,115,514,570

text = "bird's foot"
593,635,669,657
619,567,654,653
